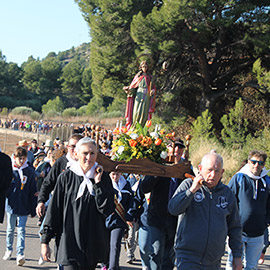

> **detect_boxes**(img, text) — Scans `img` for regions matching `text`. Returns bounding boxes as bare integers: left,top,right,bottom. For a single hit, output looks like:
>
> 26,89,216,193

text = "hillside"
0,42,92,111
56,42,90,67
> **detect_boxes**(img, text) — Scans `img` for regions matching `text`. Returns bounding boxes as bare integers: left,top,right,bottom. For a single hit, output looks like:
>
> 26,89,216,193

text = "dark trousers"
109,227,125,270
176,257,221,270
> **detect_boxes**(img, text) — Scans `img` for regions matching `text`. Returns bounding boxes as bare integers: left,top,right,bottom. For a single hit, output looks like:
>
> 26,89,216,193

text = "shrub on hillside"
86,96,104,116
62,107,78,117
42,96,64,115
106,99,125,113
44,110,61,118
0,107,8,115
30,111,41,120
77,105,87,116
11,106,33,115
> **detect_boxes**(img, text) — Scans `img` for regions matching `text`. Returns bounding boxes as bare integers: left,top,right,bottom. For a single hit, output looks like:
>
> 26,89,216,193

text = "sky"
0,0,90,66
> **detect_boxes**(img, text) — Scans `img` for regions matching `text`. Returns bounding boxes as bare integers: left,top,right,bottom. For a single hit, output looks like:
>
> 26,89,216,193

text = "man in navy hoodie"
226,150,270,270
141,139,193,270
169,152,242,270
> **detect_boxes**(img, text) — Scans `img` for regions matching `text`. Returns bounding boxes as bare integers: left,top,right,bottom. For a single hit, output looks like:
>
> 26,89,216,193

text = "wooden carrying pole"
97,152,191,179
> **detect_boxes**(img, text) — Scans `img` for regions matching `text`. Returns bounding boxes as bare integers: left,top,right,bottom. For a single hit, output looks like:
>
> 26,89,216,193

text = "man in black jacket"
36,133,83,218
40,137,115,270
141,139,193,270
0,151,13,223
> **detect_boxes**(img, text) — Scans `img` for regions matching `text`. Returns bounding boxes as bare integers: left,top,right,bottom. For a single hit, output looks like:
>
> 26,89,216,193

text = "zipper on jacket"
200,188,212,263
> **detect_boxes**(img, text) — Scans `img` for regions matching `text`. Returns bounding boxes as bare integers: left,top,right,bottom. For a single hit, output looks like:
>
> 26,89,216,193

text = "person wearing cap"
226,150,270,270
167,138,188,164
28,139,39,155
140,138,194,270
40,137,115,270
18,140,34,166
44,140,54,154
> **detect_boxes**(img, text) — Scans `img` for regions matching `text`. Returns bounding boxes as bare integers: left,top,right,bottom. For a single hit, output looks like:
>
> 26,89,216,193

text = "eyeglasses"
249,159,265,166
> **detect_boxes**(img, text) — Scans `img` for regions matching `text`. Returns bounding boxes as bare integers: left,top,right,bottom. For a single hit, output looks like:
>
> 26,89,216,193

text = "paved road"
0,216,270,269
0,216,141,270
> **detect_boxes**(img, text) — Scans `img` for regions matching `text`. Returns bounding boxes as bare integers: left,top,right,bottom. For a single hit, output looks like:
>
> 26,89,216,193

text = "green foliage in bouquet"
112,121,168,164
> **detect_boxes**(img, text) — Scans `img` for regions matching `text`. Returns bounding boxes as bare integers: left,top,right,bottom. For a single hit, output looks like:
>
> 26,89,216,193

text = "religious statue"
123,60,156,129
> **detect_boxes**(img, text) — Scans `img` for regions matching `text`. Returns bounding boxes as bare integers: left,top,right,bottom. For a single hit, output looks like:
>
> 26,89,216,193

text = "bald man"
168,153,242,270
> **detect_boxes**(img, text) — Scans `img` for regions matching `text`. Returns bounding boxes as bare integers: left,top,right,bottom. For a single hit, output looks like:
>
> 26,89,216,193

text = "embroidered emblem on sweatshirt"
216,196,228,209
194,192,204,202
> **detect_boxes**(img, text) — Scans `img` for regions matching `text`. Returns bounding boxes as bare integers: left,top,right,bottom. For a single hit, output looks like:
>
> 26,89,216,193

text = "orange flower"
129,139,137,147
136,135,144,143
113,128,120,135
155,138,162,146
140,136,152,147
145,120,152,128
121,126,128,133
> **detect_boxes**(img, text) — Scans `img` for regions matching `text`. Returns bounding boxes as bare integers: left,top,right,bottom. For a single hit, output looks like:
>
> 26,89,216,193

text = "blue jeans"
138,225,151,269
148,224,175,270
6,212,28,256
226,235,264,270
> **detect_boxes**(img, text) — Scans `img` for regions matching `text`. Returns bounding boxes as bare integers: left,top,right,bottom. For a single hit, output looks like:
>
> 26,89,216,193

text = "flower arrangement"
111,120,168,164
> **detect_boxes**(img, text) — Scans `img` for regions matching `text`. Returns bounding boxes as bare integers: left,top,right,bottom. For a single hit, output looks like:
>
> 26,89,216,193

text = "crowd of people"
0,56,270,269
0,129,269,270
0,118,61,134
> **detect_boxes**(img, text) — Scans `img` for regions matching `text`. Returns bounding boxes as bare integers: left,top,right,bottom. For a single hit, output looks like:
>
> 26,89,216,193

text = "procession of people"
0,60,270,270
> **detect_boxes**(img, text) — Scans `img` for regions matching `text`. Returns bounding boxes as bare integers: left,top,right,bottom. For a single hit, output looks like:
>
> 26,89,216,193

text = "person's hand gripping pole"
185,173,204,193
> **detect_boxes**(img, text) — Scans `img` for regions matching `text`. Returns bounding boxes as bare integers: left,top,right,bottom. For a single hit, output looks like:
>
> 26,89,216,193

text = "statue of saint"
123,60,156,129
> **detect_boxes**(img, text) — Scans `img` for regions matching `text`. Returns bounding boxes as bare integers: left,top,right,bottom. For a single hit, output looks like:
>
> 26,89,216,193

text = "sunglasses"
249,159,265,166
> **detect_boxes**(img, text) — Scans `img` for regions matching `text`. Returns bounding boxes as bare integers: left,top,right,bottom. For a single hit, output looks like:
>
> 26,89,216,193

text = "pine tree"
220,98,248,148
191,109,215,140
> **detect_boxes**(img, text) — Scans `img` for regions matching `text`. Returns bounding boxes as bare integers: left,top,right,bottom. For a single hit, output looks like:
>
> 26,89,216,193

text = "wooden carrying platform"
97,152,191,178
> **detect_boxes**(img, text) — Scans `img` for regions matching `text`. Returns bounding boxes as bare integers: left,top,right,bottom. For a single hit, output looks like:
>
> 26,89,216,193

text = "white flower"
117,145,125,154
130,133,139,140
150,132,159,138
160,151,168,159
111,153,119,160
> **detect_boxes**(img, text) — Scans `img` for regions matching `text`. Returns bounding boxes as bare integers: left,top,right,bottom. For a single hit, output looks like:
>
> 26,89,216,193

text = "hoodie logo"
194,192,204,202
216,196,228,209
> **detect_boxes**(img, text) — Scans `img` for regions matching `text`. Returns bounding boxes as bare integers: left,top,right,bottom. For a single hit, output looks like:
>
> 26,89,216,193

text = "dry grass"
189,138,241,184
